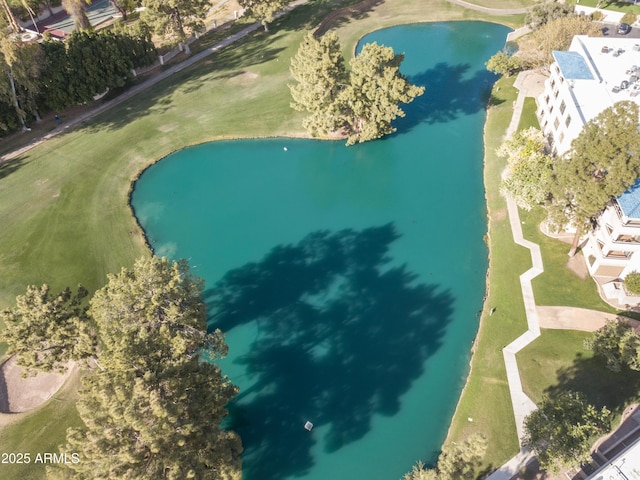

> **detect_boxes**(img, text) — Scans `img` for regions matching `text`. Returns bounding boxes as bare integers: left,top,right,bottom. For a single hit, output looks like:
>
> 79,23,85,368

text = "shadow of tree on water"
392,62,499,137
204,223,455,480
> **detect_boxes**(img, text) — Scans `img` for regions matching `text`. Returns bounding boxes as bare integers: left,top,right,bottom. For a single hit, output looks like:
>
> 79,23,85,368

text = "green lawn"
0,371,83,480
517,96,539,131
445,75,528,471
520,207,618,313
518,329,640,417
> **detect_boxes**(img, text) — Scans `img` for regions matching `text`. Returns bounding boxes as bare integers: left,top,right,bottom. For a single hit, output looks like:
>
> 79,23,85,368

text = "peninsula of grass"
0,1,537,478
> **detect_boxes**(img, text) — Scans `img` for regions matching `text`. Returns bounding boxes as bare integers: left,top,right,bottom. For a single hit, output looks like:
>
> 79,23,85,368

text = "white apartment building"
537,35,640,156
536,36,640,305
582,183,640,305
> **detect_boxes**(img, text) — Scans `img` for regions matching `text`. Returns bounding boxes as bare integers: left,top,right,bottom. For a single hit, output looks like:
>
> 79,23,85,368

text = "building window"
565,115,571,127
545,95,550,104
560,100,566,114
551,79,556,90
554,89,559,98
558,132,565,143
555,65,560,75
554,117,560,130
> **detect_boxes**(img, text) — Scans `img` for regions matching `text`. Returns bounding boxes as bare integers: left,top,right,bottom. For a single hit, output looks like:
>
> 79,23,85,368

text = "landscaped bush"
624,271,640,295
621,12,637,25
590,10,604,22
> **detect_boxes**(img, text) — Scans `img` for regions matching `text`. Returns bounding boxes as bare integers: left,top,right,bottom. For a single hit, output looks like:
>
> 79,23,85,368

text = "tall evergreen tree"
289,32,348,137
238,0,289,31
289,34,424,145
549,101,640,255
141,0,211,42
0,284,96,376
340,42,424,145
48,257,242,480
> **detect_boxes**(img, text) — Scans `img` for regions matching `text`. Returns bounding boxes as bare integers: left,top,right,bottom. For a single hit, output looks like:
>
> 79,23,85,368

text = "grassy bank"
445,75,529,469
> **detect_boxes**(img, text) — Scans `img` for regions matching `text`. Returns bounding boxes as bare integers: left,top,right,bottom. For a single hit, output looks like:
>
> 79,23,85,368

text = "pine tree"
0,284,96,376
238,0,290,31
289,35,424,145
550,101,640,255
48,257,241,480
340,42,424,145
289,32,348,137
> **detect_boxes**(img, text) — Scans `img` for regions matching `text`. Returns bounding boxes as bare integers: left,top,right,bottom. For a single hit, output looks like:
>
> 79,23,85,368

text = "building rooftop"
617,180,640,219
563,36,640,125
553,50,594,80
585,435,640,479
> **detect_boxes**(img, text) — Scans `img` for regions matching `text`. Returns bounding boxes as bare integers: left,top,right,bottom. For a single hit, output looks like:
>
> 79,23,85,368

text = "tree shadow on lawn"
391,62,500,138
82,34,286,133
544,352,640,414
0,155,27,181
314,0,385,36
204,223,455,480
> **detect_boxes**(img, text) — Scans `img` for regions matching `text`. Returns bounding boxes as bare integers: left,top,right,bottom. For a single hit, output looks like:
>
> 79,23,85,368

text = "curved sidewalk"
485,71,546,480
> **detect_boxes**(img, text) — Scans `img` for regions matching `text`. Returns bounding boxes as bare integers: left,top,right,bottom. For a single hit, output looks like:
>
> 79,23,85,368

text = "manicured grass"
445,75,528,471
520,207,618,313
518,329,640,416
0,371,83,480
577,0,640,14
517,97,539,131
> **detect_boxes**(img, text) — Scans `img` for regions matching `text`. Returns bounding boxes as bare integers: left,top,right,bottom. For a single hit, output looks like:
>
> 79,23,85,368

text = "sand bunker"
0,356,73,414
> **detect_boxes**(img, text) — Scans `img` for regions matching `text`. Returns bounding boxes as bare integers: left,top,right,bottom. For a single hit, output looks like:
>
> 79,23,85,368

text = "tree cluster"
587,319,640,372
498,127,553,210
403,434,487,480
487,13,602,77
0,257,241,480
517,15,602,70
485,50,522,77
290,32,424,145
0,28,156,134
523,392,611,473
499,102,640,255
239,0,290,31
525,1,574,30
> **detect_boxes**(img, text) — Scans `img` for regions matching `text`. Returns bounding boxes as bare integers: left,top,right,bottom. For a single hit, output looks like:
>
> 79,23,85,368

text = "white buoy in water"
304,421,314,431
284,147,288,151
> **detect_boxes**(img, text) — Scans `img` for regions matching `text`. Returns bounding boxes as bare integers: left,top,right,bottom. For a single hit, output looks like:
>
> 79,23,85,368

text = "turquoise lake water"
131,21,510,480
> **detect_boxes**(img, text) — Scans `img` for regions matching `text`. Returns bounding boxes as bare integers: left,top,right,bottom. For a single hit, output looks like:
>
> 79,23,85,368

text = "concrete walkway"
484,70,548,480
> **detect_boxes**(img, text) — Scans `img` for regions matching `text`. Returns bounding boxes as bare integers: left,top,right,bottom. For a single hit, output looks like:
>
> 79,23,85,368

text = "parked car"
618,23,632,35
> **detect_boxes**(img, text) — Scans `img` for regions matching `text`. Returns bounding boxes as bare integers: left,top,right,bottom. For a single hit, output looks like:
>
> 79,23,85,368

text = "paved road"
446,0,528,15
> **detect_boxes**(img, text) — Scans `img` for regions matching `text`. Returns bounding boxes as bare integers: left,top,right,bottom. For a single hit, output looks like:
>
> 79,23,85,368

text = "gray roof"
552,50,594,80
